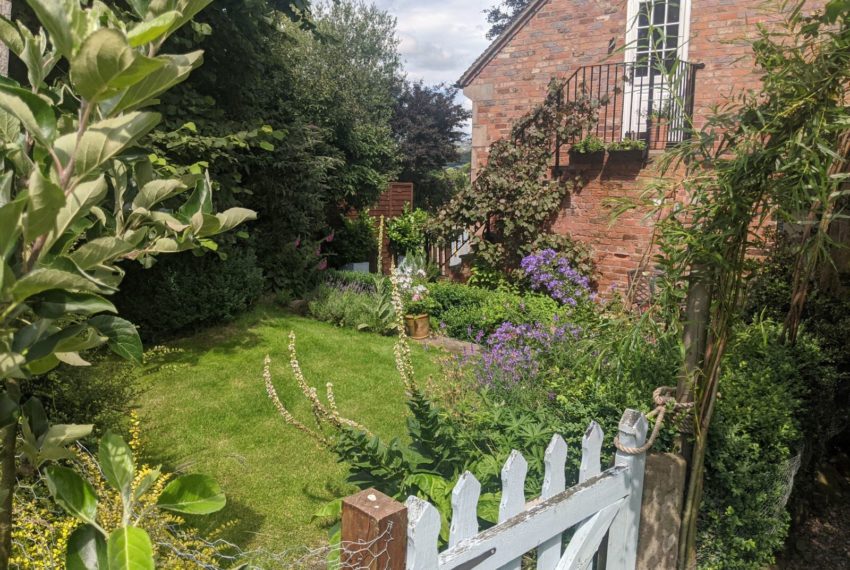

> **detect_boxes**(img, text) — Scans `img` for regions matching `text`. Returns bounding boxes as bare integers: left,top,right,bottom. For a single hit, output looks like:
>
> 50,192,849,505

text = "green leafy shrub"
325,269,389,291
115,246,264,342
308,277,396,335
429,282,566,339
266,235,332,298
571,134,605,153
326,212,378,268
697,320,831,569
386,205,430,255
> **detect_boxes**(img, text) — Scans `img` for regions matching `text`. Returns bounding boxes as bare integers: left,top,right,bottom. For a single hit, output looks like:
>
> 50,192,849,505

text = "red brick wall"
463,0,823,291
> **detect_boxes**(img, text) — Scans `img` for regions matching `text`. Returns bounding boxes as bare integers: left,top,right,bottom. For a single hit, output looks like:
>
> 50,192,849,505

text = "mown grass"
132,304,442,554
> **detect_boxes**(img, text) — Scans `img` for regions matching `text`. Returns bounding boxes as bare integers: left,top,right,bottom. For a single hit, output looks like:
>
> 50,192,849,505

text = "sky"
373,0,496,109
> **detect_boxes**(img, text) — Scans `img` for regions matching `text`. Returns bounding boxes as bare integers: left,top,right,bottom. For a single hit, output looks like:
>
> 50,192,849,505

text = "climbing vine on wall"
432,79,599,279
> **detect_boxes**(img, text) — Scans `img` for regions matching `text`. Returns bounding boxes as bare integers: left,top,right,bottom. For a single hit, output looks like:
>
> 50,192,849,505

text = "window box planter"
404,314,430,340
607,148,645,162
568,149,605,165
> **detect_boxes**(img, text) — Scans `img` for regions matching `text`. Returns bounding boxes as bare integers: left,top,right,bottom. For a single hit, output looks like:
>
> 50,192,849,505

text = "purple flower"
520,249,592,306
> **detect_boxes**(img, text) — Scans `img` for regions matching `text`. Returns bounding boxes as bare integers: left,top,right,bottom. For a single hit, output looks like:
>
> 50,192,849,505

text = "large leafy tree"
0,0,253,565
485,0,531,39
287,0,403,211
391,80,470,211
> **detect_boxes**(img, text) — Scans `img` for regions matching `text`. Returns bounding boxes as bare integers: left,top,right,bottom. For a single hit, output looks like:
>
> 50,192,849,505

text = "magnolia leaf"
127,11,180,47
56,351,92,366
176,172,212,220
70,28,165,102
69,237,134,270
0,196,26,260
149,237,193,253
0,83,56,146
88,315,142,364
191,212,220,237
126,0,151,18
10,268,99,304
0,392,19,429
44,465,98,525
214,208,257,234
22,397,48,439
0,15,23,56
101,50,203,116
32,290,117,319
25,169,65,241
132,179,186,209
107,527,154,570
19,25,52,88
99,431,135,500
41,424,93,448
66,524,108,570
0,352,25,380
43,176,108,254
26,323,87,361
24,0,82,59
0,108,21,143
156,474,225,514
54,112,160,184
147,211,189,232
166,0,213,35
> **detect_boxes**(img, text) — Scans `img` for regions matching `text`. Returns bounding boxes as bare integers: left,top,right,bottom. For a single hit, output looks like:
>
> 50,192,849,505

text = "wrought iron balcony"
556,59,703,160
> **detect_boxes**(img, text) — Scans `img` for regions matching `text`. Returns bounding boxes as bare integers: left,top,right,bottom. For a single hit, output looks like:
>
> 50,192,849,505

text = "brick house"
458,0,813,292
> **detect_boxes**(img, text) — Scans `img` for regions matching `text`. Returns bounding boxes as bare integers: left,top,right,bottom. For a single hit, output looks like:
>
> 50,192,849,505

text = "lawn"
131,304,443,554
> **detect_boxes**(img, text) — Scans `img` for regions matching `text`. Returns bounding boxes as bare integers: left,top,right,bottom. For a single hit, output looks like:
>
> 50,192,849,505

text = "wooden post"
341,488,408,570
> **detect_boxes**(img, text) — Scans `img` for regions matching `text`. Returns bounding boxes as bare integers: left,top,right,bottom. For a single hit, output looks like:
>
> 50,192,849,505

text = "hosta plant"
0,0,254,566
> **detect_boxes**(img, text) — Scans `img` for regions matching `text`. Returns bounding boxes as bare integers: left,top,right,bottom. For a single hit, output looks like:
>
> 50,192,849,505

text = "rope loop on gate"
613,386,695,455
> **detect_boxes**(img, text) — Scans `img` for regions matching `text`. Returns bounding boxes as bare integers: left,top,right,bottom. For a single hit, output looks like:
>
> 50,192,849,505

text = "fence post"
605,409,648,570
341,488,408,570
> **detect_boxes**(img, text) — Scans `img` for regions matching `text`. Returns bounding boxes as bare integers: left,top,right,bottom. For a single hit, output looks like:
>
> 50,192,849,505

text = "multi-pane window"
635,0,681,76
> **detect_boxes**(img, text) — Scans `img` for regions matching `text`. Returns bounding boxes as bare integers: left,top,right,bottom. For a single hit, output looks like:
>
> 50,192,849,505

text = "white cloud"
374,0,494,86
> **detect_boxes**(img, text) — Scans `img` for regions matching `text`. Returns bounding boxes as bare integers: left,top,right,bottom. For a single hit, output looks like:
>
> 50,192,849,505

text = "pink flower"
317,258,328,271
294,236,301,248
325,231,335,243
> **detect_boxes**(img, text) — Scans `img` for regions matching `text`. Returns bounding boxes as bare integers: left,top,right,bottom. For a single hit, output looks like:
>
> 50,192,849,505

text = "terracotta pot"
404,314,430,340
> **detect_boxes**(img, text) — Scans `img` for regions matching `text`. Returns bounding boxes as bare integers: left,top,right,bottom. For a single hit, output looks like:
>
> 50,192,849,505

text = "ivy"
433,79,598,280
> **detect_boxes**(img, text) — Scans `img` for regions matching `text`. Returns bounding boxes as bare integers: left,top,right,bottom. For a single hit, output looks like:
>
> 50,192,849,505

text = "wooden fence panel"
340,409,650,570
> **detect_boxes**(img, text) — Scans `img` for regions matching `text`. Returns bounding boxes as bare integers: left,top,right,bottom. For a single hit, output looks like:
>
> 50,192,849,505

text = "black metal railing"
557,59,702,157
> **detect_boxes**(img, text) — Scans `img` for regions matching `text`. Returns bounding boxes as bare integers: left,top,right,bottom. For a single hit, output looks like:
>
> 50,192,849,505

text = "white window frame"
624,0,693,66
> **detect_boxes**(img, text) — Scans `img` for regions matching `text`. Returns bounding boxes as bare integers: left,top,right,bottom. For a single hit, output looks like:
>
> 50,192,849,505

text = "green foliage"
285,1,402,209
607,138,646,151
433,79,597,278
43,432,226,569
0,2,254,565
114,245,264,341
698,320,831,569
20,350,141,437
386,205,430,255
308,276,396,335
428,281,567,339
325,212,377,268
268,236,330,298
570,134,605,154
485,0,532,39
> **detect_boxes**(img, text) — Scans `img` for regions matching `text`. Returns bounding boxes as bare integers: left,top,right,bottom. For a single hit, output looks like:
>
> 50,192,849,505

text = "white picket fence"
341,408,649,570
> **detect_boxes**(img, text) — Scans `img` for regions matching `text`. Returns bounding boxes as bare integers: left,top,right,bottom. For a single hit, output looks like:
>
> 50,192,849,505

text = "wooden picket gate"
341,409,649,570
